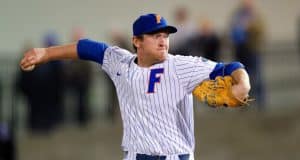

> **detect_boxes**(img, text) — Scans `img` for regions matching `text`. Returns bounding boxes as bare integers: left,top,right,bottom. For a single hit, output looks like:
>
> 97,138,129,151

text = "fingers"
20,49,38,71
231,84,249,101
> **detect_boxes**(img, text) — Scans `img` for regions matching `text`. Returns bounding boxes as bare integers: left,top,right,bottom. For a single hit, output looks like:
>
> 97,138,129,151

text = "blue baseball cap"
133,13,177,36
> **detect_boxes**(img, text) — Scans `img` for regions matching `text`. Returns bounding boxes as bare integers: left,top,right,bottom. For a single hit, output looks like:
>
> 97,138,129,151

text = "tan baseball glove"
192,76,252,107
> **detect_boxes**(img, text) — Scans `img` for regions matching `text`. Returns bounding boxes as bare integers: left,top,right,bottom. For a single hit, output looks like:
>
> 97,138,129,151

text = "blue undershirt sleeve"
77,39,109,64
209,62,245,79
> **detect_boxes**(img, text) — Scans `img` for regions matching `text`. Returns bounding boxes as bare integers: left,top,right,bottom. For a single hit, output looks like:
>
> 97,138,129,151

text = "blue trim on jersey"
77,39,108,64
209,62,244,79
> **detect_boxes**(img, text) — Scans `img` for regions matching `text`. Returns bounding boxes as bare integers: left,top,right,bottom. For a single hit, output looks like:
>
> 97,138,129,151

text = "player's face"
137,31,169,64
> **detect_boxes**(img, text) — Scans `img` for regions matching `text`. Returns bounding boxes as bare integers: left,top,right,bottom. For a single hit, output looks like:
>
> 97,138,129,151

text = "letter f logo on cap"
155,14,161,24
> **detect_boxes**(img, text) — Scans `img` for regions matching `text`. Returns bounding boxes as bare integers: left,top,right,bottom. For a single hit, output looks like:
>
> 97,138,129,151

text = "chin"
157,54,167,61
153,50,167,62
159,50,167,55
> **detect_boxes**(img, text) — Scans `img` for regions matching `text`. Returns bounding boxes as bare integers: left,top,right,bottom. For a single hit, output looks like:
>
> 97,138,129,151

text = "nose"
159,42,164,47
158,37,167,47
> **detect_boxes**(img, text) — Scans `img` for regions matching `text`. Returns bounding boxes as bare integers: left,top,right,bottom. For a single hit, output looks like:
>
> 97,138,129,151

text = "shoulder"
171,54,208,64
101,46,135,75
104,46,135,63
170,54,217,73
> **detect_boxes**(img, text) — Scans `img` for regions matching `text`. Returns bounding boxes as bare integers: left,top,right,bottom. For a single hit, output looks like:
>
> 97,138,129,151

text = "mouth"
158,47,167,51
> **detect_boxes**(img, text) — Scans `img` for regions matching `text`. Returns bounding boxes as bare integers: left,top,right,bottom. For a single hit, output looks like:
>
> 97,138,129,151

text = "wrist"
43,48,50,63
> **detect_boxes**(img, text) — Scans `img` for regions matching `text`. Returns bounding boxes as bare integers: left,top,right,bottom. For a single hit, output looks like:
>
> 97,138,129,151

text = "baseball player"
20,13,251,160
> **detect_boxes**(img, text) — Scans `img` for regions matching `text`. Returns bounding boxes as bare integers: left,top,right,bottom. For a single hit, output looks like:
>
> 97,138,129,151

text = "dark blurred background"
0,0,300,160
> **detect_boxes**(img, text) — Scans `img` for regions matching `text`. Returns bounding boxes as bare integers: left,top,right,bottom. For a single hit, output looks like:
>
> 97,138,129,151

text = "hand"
230,68,251,101
192,76,252,107
20,48,47,71
231,83,251,101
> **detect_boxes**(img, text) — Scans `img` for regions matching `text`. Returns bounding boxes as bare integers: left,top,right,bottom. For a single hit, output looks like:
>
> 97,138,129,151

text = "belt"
136,153,190,160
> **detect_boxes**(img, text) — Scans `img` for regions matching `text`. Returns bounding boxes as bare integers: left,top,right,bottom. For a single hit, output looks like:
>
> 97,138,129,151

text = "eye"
155,34,161,39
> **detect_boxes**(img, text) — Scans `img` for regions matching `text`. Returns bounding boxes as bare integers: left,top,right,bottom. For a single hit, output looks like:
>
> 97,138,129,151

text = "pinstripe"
166,59,184,150
169,61,190,151
135,69,154,152
168,60,179,154
149,68,166,153
143,69,162,152
138,71,156,151
127,72,137,151
177,66,196,71
158,66,171,152
164,60,177,153
140,69,158,153
137,70,151,152
116,62,133,151
101,47,216,158
130,69,141,151
134,70,151,152
174,60,190,155
152,88,164,151
126,66,135,150
118,80,129,148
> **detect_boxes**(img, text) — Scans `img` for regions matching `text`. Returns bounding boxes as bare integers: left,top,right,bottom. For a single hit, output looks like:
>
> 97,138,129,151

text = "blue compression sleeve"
209,62,245,79
77,39,109,64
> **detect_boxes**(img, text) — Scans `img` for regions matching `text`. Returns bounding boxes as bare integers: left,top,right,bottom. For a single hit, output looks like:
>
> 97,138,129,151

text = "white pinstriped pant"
123,151,194,160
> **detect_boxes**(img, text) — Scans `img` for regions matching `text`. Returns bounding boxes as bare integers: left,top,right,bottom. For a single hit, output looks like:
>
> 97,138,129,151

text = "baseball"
23,65,35,71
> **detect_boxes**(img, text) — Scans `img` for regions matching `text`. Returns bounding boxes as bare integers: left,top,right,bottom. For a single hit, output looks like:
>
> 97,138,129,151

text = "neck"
137,56,154,67
135,49,167,67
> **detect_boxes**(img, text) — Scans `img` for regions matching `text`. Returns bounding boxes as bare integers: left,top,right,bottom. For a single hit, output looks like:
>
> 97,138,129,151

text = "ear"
132,36,140,48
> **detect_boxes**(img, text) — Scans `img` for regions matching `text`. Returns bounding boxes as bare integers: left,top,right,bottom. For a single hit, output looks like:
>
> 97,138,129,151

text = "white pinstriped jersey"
101,46,217,157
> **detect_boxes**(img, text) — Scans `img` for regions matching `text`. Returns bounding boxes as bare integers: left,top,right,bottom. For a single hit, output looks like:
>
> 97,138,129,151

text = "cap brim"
144,25,177,35
164,26,177,34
